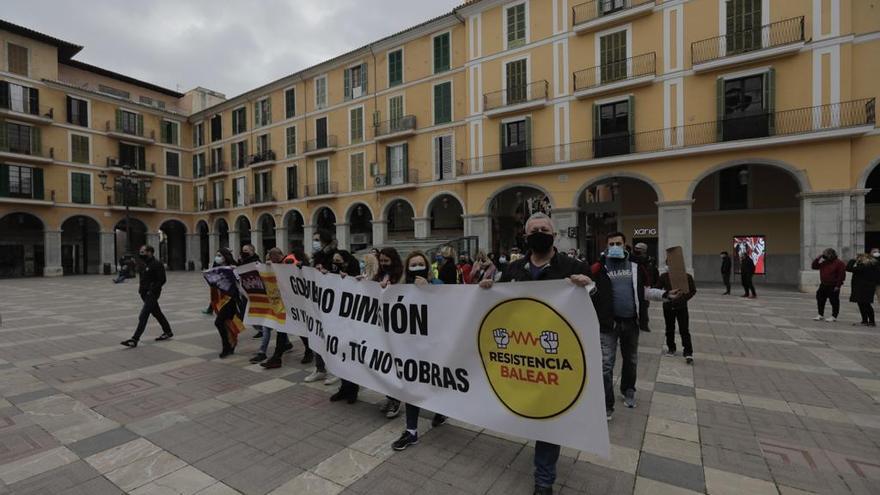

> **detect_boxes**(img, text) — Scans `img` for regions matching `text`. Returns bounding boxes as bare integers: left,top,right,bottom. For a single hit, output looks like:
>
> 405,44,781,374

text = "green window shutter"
360,63,368,94
434,34,450,73
499,123,505,156
172,123,178,145
115,108,123,131
627,96,635,152
266,171,272,200
402,143,409,181
524,117,532,166
193,186,197,209
385,146,392,179
592,103,600,141
286,89,295,118
764,68,775,135
232,179,238,205
0,164,8,197
344,68,351,100
716,77,725,141
31,126,41,155
33,167,44,199
136,114,144,136
0,121,5,151
0,81,8,109
254,102,260,127
266,99,272,125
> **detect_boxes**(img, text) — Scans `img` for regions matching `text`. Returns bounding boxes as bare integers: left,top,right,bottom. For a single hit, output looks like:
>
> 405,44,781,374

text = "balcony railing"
376,167,419,188
250,193,277,205
0,130,45,157
484,80,549,112
0,101,54,121
208,162,228,175
375,115,417,138
692,16,805,66
572,0,654,27
573,52,656,93
247,149,277,166
305,182,339,197
201,199,228,211
111,188,155,208
106,121,156,141
106,158,155,174
303,135,338,154
460,98,875,174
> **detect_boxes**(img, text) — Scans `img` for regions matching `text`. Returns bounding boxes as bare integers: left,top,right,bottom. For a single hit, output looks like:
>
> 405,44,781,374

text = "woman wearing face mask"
303,230,338,385
374,247,405,418
391,251,446,450
326,250,364,403
361,253,379,281
437,246,459,285
468,251,497,285
206,248,242,358
846,252,880,327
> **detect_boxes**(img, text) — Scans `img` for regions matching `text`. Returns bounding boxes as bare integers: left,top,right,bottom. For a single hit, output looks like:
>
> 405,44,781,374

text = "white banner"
238,263,609,456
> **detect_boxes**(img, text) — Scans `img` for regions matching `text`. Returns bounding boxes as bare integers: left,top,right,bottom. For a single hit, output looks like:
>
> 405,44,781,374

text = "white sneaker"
826,316,836,322
304,371,327,383
813,315,824,321
324,375,340,386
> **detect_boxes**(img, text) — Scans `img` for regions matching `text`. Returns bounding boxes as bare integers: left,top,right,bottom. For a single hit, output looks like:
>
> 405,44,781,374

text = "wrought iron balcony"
207,162,228,176
572,0,654,33
573,52,656,97
374,115,417,141
305,181,339,197
105,157,155,174
247,149,277,166
250,193,277,205
692,16,805,70
106,121,156,144
0,101,54,124
0,124,50,163
483,80,549,117
374,167,419,188
460,98,875,175
110,187,155,209
303,135,338,156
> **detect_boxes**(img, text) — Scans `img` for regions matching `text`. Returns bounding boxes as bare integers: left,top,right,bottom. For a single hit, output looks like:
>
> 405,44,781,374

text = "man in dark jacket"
657,267,697,364
812,248,846,322
741,250,757,298
121,245,173,347
238,244,261,265
720,251,732,295
479,213,599,495
631,242,659,331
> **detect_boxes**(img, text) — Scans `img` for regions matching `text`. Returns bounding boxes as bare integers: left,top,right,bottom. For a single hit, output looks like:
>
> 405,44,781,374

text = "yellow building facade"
1,0,879,290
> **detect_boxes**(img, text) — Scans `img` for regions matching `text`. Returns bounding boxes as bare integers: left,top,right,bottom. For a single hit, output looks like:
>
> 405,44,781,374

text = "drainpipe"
369,43,379,204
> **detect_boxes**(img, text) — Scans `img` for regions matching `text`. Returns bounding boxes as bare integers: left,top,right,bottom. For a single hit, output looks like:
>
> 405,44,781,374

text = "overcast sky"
4,0,461,97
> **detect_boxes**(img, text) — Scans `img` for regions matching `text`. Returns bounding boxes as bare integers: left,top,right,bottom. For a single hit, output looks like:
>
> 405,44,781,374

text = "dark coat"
657,273,697,309
721,256,732,275
741,257,755,279
847,258,879,304
138,256,166,297
311,240,338,270
438,259,458,285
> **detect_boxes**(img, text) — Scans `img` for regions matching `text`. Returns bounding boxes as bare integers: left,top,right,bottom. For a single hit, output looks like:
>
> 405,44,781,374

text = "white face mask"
312,241,323,252
873,252,880,258
214,255,224,265
499,257,508,263
408,264,427,271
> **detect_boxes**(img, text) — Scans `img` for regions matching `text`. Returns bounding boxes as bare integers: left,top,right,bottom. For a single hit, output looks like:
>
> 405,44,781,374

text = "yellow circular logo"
478,298,586,419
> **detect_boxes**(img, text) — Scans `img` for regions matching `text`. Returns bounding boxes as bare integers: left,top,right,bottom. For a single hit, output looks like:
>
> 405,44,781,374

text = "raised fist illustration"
493,328,509,349
540,330,559,354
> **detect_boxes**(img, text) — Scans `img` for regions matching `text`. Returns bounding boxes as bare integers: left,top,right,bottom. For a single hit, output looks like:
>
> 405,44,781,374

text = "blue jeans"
601,319,640,412
258,326,271,354
534,441,560,487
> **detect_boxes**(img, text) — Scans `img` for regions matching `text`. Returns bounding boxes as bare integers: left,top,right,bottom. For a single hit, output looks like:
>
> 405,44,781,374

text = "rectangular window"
231,141,248,169
160,120,179,145
213,180,224,206
505,59,528,105
721,73,770,140
255,98,271,127
344,64,367,100
166,184,181,210
232,107,246,134
233,177,247,207
7,43,28,76
196,185,206,210
350,153,365,192
285,88,296,118
601,0,627,15
71,134,90,164
286,165,298,200
211,147,223,170
506,3,527,49
3,83,37,115
316,117,328,148
433,33,450,73
386,144,408,185
194,122,204,147
210,115,222,142
501,119,530,169
350,107,364,144
388,49,403,87
8,165,33,197
434,135,454,180
66,96,88,126
4,122,35,155
600,30,627,83
165,151,180,176
726,0,762,54
286,126,297,156
595,100,631,157
315,77,327,109
193,153,206,178
316,159,330,195
71,172,91,204
119,109,139,135
98,84,129,99
255,171,272,202
433,82,452,125
119,143,146,170
389,95,404,125
256,134,270,155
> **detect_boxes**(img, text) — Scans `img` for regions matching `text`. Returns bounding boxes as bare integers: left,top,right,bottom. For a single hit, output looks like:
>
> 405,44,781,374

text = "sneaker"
202,308,213,315
260,358,282,369
324,375,340,386
813,315,825,321
606,409,613,421
826,316,837,322
431,414,447,427
252,331,263,339
623,389,636,408
533,484,553,495
304,371,327,383
120,339,138,348
685,356,694,365
301,350,314,365
219,349,234,359
665,348,676,357
330,390,347,402
249,353,267,364
386,400,401,419
391,431,419,451
379,399,393,414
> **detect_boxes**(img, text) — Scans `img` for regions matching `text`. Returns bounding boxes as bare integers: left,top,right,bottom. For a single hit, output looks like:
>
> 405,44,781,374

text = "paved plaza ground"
0,273,878,494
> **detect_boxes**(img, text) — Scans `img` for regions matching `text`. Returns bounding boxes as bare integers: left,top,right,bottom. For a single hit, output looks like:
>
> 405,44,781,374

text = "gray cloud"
4,0,460,96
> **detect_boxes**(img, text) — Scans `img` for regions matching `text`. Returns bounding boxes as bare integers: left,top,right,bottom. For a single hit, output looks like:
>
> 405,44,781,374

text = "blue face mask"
607,245,626,259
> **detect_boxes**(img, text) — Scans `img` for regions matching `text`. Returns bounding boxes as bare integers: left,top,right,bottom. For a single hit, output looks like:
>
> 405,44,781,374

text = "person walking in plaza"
846,252,879,327
374,247,405,419
720,251,732,295
205,248,243,358
477,213,599,495
741,249,757,298
812,248,846,322
303,230,337,384
328,249,365,403
592,232,679,416
121,245,173,348
259,248,294,369
657,261,697,364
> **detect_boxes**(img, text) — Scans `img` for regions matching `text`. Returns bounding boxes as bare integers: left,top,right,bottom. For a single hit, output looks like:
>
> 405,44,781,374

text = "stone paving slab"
1,273,879,494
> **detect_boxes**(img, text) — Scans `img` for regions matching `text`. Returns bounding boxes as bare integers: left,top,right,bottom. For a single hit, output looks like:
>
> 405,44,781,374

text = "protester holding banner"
255,248,295,369
361,253,379,281
328,250,365,402
478,213,600,495
303,231,338,384
205,248,244,358
375,247,405,419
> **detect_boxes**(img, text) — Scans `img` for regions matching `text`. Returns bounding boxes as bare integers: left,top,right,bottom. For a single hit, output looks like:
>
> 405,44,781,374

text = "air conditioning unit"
374,175,386,186
351,233,370,245
369,162,379,176
352,86,363,99
107,157,119,167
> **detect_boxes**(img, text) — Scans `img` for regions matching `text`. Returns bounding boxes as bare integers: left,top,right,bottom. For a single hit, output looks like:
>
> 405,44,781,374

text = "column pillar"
551,208,578,253
336,222,350,251
657,200,693,272
145,232,160,251
228,231,240,259
413,217,431,239
800,190,866,292
250,229,263,258
43,230,63,277
464,214,491,254
303,224,316,250
100,231,116,273
186,233,200,270
208,232,219,260
371,220,387,248
275,226,288,253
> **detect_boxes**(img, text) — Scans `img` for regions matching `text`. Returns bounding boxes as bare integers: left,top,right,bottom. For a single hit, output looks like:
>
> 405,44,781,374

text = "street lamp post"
98,164,152,256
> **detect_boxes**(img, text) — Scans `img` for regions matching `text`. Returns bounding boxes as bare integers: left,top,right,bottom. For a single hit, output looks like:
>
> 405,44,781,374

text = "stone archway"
487,185,552,255
61,215,102,274
284,209,305,252
426,193,464,239
258,214,276,253
346,202,373,252
215,218,230,250
113,217,148,261
197,220,210,269
159,219,187,271
235,215,252,253
0,212,45,277
384,199,415,240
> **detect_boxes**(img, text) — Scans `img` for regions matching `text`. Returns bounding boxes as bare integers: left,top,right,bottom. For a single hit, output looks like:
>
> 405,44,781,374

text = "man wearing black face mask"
121,245,173,347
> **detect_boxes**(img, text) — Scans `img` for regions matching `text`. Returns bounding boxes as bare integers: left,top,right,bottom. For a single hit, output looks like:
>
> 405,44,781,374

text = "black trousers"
816,285,840,318
339,379,359,397
214,302,236,352
742,275,756,296
663,304,692,356
302,337,325,372
722,273,731,293
132,293,172,341
857,302,875,324
270,331,290,359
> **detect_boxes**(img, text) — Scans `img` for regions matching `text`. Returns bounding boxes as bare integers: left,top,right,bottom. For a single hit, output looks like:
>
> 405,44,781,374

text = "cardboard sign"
665,246,689,292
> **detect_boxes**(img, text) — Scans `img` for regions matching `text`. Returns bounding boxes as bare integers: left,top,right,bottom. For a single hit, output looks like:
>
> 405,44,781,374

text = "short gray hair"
525,212,554,229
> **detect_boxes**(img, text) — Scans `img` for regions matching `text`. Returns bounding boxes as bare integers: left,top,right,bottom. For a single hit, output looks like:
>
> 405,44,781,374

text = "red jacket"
811,256,846,287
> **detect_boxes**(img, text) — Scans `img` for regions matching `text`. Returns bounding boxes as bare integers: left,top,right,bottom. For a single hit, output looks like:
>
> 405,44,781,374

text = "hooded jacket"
811,256,846,287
